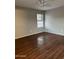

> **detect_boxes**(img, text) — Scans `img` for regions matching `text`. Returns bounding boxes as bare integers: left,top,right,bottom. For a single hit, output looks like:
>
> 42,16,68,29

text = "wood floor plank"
15,32,64,59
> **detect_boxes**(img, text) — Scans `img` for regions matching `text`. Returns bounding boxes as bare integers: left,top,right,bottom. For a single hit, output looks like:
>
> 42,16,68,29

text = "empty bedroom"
15,0,64,59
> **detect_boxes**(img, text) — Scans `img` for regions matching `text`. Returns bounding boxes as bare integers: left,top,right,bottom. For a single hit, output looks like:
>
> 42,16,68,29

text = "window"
37,14,43,28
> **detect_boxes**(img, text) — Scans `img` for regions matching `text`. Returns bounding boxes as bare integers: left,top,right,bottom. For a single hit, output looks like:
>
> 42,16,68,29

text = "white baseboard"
15,31,43,39
45,31,64,36
16,31,64,39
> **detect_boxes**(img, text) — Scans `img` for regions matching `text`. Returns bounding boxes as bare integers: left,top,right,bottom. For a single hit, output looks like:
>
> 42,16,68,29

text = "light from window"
37,14,43,28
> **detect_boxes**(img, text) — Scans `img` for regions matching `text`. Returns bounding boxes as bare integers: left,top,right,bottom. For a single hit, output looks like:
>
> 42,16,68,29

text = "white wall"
45,6,64,35
15,6,64,39
15,7,44,39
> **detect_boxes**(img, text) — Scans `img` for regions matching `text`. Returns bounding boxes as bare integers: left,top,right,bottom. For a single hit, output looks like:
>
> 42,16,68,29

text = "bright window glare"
37,14,43,28
37,22,43,28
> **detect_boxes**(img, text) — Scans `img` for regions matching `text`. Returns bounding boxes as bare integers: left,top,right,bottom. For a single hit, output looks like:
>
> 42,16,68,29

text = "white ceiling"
15,0,64,10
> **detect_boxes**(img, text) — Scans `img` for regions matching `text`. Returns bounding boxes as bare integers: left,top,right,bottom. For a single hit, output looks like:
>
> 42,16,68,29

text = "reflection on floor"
15,32,64,59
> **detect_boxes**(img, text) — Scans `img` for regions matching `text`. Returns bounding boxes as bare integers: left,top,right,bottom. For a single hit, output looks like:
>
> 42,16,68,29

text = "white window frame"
37,14,44,28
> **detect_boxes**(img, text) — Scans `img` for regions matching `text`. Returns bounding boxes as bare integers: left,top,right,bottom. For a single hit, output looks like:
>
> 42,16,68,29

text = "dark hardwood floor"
15,32,64,59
